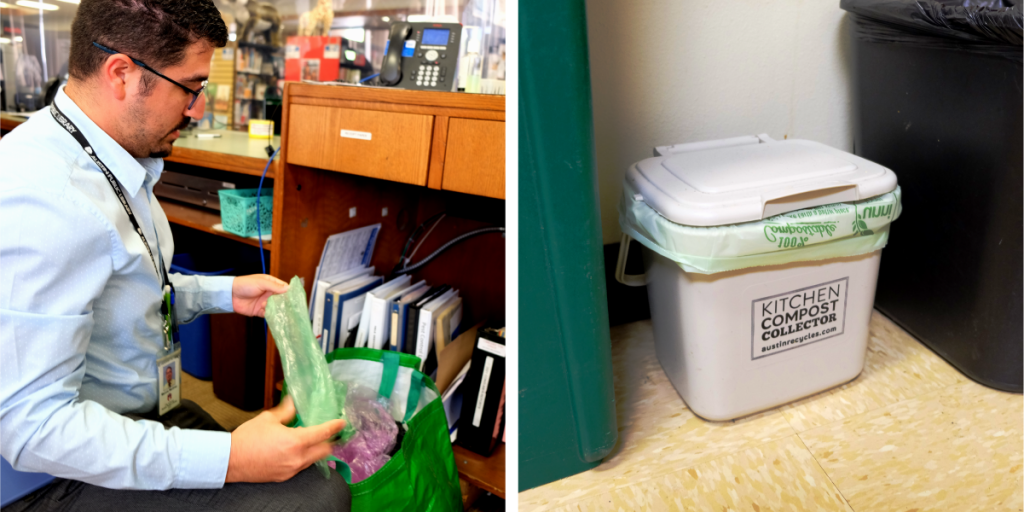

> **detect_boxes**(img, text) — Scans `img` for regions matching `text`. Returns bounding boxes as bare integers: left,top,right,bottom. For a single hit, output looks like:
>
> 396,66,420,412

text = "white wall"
586,0,855,244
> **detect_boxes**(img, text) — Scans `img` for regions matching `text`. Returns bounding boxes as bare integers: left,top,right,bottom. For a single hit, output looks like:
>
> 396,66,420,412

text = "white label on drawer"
285,45,300,60
751,277,848,360
323,44,341,59
221,182,236,189
340,129,372,141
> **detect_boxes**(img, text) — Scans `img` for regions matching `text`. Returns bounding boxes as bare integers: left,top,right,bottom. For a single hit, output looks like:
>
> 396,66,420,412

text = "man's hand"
225,396,346,483
232,274,289,317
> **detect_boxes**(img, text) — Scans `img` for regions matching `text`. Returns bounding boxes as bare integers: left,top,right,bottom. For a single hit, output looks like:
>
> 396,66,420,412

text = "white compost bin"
616,134,901,421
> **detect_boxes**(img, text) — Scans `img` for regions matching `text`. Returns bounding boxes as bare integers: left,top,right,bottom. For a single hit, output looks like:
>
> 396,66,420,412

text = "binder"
391,284,432,352
416,290,458,373
457,328,506,456
381,280,426,351
403,285,451,355
357,276,411,349
312,266,372,343
323,274,383,352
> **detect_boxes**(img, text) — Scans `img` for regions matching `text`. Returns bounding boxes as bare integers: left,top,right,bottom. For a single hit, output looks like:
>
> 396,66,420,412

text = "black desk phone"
380,22,462,92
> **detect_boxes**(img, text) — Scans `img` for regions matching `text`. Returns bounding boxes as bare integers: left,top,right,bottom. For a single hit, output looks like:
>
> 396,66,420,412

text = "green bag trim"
404,371,424,423
326,455,353,484
379,351,400,399
325,346,422,368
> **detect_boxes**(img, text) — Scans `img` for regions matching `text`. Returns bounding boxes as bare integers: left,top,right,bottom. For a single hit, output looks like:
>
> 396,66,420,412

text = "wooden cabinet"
282,84,505,198
443,118,506,199
287,105,433,185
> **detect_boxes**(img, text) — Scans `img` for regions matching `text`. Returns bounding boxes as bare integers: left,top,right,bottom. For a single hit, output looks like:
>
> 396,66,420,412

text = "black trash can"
842,0,1022,392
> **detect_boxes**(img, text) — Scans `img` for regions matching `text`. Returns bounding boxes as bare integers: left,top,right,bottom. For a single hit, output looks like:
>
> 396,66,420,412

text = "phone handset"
380,23,413,86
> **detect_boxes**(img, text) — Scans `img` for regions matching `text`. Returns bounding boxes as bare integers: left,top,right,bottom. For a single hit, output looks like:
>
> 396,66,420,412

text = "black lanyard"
49,101,168,288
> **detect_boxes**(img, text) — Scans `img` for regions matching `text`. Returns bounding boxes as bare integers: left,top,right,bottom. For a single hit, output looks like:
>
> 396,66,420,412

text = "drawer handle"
340,129,372,141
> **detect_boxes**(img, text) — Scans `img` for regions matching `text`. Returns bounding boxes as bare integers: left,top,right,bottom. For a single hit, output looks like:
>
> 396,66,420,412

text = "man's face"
123,42,214,158
165,366,173,383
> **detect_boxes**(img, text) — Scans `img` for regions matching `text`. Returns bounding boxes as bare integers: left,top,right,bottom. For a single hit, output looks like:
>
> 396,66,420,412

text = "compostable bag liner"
619,182,902,274
265,276,339,477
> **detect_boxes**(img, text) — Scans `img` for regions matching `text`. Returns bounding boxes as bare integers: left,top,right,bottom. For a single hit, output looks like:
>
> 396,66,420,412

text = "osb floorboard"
520,311,1023,512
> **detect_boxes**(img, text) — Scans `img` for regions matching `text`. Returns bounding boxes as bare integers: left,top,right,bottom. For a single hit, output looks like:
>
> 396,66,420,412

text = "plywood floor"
520,311,1023,512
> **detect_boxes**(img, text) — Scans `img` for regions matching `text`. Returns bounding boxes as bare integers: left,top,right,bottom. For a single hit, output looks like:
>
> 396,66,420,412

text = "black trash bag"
841,0,1023,60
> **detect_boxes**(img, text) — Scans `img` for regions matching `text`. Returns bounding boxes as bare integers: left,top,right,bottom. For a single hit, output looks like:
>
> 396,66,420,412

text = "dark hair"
68,0,228,86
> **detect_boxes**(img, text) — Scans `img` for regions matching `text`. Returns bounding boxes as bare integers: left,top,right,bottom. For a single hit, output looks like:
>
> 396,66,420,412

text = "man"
165,365,176,391
0,1,350,510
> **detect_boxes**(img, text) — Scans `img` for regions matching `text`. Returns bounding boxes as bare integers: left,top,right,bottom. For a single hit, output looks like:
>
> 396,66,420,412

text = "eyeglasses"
92,42,208,110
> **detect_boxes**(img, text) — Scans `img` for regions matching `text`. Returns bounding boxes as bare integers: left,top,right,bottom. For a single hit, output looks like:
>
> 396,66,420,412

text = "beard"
122,99,192,158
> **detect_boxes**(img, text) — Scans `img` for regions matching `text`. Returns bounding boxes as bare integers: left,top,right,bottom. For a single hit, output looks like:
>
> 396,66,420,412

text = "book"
323,274,382,352
391,284,432,353
312,266,372,344
381,280,426,351
441,359,472,442
357,276,411,349
456,327,506,456
415,289,459,372
403,285,450,356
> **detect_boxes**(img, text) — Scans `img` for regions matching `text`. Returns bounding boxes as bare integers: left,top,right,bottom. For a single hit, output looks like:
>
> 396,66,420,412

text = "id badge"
157,347,182,415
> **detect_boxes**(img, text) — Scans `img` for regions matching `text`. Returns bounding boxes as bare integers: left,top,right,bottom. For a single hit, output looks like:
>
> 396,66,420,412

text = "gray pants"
3,401,351,512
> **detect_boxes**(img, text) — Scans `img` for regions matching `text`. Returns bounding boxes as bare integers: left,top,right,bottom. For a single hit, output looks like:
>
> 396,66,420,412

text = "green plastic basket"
218,188,273,238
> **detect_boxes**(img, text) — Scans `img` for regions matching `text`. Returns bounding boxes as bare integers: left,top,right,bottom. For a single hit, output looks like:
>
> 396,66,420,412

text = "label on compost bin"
751,277,848,360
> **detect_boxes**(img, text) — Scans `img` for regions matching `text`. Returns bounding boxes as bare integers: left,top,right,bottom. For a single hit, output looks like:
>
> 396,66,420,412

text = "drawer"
286,104,433,186
442,118,505,199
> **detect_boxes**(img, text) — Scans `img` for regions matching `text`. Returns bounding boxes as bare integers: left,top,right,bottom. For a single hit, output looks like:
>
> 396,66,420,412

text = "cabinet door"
442,118,505,199
287,104,433,186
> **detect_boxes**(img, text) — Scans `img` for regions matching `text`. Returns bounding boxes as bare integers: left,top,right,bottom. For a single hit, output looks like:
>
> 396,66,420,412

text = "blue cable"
360,73,379,83
256,146,280,273
256,146,280,343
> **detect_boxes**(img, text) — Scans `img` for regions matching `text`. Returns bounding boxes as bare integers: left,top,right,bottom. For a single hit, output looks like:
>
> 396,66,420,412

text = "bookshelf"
270,83,506,497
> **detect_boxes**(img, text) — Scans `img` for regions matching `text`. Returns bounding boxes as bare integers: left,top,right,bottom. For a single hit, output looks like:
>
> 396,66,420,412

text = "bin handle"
615,234,646,287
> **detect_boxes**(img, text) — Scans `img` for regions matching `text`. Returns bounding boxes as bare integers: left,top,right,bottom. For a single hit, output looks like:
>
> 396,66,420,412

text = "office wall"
586,0,854,243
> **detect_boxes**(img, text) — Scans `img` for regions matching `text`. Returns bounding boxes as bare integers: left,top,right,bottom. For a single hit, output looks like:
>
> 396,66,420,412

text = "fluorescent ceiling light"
55,0,79,3
0,37,10,44
382,16,390,22
15,0,59,10
14,35,22,42
0,2,13,7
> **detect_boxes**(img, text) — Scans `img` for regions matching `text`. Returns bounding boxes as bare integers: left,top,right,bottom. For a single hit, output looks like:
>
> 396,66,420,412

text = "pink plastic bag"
330,386,398,483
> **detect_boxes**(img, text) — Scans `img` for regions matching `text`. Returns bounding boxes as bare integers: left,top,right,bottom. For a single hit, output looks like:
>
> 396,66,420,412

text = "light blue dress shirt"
0,88,235,490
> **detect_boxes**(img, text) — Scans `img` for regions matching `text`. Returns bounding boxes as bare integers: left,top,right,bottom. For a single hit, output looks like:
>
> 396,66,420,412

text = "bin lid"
626,136,897,227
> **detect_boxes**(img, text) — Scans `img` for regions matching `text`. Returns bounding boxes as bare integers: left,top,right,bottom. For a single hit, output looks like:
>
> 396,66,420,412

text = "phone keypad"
415,64,445,89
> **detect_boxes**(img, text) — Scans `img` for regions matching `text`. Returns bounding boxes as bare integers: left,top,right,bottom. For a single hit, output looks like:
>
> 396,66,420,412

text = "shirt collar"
52,86,163,197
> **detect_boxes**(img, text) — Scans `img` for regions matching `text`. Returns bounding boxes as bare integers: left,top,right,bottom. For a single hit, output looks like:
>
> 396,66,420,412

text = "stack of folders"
456,326,506,456
349,277,463,372
311,265,383,354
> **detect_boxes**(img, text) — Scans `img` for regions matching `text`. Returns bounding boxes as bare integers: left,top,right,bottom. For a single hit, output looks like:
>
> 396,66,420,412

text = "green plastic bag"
265,277,341,477
619,181,902,274
269,278,462,511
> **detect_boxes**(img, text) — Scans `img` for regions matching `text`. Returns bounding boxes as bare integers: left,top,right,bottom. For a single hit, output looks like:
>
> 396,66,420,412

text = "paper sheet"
309,223,381,316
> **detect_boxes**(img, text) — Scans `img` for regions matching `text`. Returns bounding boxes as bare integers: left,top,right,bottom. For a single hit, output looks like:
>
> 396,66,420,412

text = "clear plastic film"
841,0,1022,61
619,182,902,274
265,276,340,478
